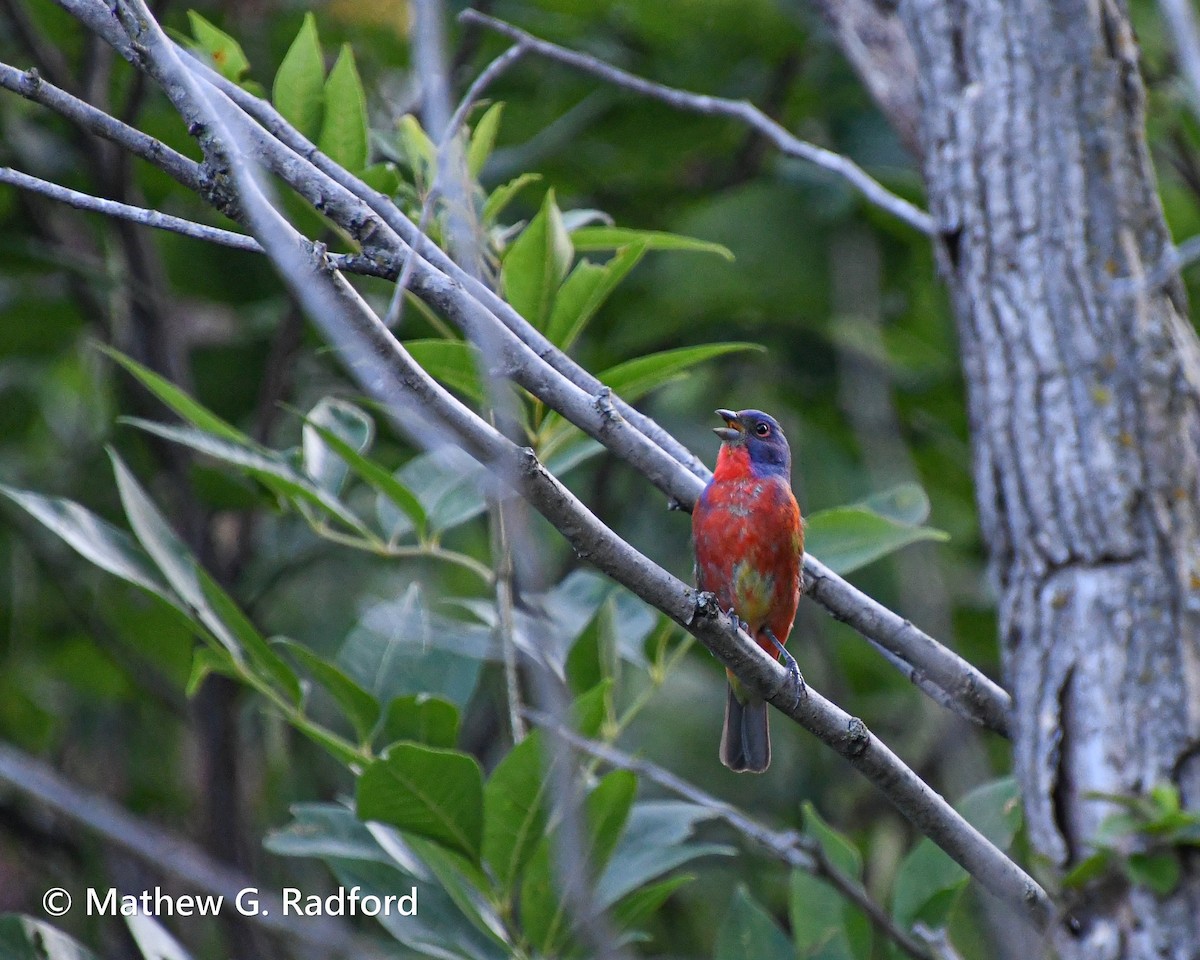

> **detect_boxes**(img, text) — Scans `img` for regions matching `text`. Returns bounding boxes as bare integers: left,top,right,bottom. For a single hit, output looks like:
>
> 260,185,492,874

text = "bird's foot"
724,607,747,636
764,628,806,707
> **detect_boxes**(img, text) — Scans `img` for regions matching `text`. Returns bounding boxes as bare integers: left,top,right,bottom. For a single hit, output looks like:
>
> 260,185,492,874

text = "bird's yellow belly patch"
732,561,775,626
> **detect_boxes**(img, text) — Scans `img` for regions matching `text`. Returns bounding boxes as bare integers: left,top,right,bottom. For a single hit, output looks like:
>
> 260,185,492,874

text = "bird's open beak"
713,409,743,443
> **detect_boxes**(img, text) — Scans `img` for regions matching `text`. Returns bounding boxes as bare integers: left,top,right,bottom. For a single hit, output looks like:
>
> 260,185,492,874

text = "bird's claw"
764,628,806,708
726,607,747,637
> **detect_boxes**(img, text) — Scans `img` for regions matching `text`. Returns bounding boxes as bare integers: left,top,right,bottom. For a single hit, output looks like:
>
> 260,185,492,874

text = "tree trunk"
898,0,1200,955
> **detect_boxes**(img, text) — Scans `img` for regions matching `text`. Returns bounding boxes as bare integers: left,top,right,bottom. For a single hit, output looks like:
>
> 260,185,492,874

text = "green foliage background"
0,0,1196,957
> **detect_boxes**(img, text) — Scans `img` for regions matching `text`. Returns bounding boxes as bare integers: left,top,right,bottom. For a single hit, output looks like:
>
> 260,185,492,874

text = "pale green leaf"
501,188,573,328
273,12,324,140
319,44,368,172
599,342,765,403
467,102,504,178
545,242,647,351
571,225,734,261
188,11,250,82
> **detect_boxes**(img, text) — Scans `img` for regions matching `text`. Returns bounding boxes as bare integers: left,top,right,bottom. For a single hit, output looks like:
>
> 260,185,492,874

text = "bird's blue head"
714,408,791,477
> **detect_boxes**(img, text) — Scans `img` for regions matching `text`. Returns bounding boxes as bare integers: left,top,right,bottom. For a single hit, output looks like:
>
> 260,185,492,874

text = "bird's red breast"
693,444,803,654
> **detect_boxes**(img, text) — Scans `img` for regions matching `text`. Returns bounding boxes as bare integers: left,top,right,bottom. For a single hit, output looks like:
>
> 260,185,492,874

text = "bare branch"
0,166,388,278
0,59,205,195
0,743,377,957
530,714,935,960
457,9,936,236
1158,0,1200,121
446,41,527,144
805,556,1011,736
0,166,249,249
1111,232,1200,298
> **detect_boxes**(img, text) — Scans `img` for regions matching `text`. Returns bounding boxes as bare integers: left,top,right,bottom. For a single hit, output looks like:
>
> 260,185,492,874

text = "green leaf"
277,639,380,741
545,243,647,351
404,339,482,401
0,915,99,960
106,450,299,701
715,885,793,960
0,484,177,606
330,857,505,960
338,585,486,708
855,482,932,527
186,647,237,697
467,102,504,178
377,694,460,749
318,44,368,172
518,839,559,951
565,599,621,697
396,114,435,187
403,836,511,949
483,731,551,897
302,397,374,497
805,505,949,576
520,768,638,955
482,172,541,224
791,870,854,959
272,12,324,140
586,770,638,878
501,188,573,329
790,803,868,960
304,420,426,540
599,342,765,404
598,801,732,907
803,802,862,878
376,446,488,539
893,777,1022,929
574,678,613,739
1127,851,1181,895
571,225,734,261
358,162,402,195
265,802,395,864
188,11,250,82
100,346,251,446
199,573,301,703
122,418,374,538
1062,849,1116,889
357,743,484,862
108,450,238,659
1150,782,1182,816
612,874,694,932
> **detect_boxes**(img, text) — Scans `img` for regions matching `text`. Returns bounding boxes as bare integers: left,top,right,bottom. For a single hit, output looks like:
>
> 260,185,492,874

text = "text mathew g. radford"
84,885,418,918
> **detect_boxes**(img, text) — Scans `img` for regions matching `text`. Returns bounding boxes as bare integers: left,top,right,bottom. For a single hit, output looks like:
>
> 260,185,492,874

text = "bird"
692,408,804,773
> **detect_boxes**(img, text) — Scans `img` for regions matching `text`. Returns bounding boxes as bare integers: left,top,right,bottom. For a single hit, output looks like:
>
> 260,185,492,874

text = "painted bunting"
693,409,803,773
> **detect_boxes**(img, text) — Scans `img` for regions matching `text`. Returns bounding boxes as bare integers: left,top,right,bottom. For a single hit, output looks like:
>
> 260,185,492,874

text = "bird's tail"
720,680,770,773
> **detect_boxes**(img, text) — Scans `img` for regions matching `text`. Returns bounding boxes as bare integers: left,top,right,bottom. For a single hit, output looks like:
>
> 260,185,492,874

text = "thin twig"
527,713,934,960
1111,233,1200,298
445,41,527,146
1158,0,1200,122
458,9,936,236
383,40,526,329
0,166,388,278
0,60,205,195
0,166,253,248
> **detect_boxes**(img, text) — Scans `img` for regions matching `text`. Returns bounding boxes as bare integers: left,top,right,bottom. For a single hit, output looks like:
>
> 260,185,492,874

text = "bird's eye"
755,422,770,437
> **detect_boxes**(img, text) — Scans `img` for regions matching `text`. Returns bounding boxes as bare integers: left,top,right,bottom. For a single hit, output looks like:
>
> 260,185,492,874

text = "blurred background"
1,0,1197,956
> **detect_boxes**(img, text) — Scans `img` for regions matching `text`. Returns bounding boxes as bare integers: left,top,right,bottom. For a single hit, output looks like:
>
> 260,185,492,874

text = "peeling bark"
898,0,1200,953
